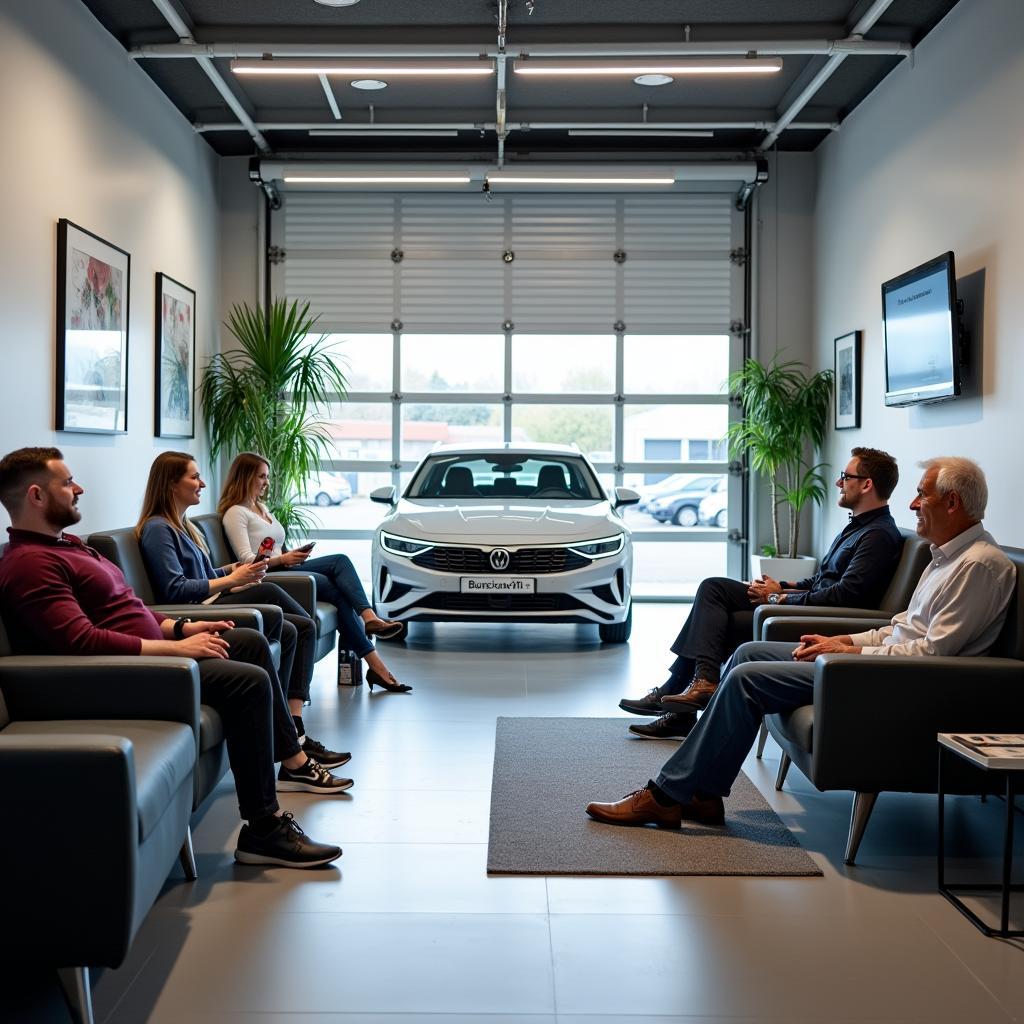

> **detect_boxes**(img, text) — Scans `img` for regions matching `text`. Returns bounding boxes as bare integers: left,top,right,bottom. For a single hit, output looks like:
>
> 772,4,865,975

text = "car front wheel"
598,605,632,643
672,504,698,527
314,492,332,507
714,509,728,528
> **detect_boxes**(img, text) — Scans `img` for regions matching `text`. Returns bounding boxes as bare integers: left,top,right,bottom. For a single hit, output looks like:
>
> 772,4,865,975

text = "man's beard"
44,495,81,530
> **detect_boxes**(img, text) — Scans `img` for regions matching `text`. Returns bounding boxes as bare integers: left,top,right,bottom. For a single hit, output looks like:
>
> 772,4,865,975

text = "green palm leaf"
200,299,349,542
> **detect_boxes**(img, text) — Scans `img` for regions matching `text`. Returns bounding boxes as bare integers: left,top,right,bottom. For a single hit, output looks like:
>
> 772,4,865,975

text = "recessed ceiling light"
312,0,362,7
634,74,674,87
351,79,388,90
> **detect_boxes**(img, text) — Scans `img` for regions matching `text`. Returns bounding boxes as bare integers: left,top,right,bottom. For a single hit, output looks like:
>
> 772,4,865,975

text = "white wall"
813,0,1024,549
0,1,220,535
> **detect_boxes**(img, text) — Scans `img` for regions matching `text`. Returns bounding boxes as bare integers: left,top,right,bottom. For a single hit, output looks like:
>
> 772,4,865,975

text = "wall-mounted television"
882,251,963,407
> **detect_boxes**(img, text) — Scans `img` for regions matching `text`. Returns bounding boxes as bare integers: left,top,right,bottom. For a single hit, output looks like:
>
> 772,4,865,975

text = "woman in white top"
219,452,411,693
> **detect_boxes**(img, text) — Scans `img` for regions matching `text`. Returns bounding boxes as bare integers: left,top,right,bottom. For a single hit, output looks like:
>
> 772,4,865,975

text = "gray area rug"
487,717,822,876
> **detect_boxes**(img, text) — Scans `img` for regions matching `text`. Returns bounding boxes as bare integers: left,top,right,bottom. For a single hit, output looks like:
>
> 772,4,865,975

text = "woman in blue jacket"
136,451,357,778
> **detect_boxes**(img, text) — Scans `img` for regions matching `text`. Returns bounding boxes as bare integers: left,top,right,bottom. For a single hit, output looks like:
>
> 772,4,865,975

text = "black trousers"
216,582,317,703
196,627,302,821
664,577,755,694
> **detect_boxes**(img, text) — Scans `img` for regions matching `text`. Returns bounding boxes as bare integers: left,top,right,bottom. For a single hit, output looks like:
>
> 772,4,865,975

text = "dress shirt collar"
847,505,889,528
6,527,99,557
929,521,985,563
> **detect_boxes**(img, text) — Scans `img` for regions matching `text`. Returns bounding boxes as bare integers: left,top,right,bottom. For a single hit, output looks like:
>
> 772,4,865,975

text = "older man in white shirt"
586,456,1017,829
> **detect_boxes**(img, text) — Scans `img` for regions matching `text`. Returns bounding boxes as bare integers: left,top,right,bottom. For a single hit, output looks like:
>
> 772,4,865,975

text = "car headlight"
380,531,434,556
568,534,625,559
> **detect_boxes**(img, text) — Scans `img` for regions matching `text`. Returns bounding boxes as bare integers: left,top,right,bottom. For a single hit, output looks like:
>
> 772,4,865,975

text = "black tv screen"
882,251,961,407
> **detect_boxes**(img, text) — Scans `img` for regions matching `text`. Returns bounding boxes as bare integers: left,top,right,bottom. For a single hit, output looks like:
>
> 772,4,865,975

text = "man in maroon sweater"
0,447,344,869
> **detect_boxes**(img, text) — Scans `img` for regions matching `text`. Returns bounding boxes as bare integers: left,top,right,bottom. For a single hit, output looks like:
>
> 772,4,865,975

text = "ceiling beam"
194,120,839,134
147,0,271,154
129,38,912,60
760,0,904,149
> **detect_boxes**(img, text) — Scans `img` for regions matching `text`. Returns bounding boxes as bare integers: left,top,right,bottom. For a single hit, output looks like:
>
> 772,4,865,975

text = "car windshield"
407,454,604,501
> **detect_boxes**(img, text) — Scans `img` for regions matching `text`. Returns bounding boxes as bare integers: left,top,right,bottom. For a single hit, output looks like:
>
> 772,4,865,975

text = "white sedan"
370,443,637,642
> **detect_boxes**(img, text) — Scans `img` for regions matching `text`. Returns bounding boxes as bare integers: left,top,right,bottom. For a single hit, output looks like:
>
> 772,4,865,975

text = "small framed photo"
155,273,196,438
834,330,862,430
56,219,130,433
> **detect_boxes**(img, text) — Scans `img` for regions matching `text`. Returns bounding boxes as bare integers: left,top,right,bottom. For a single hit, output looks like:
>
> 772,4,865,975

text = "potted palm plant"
726,355,834,581
200,298,348,538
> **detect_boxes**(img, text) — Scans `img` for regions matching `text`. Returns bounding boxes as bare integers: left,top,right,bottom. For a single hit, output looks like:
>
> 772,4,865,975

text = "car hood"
381,499,626,544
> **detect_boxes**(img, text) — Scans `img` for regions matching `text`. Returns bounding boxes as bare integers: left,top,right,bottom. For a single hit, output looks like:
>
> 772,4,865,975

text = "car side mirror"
613,487,640,509
370,485,398,506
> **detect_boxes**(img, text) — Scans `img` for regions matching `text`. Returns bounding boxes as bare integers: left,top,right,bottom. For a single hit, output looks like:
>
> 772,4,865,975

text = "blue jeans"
272,553,374,659
655,640,815,803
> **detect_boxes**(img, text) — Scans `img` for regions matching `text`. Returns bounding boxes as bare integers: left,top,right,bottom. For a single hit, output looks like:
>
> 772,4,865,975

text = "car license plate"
460,576,536,594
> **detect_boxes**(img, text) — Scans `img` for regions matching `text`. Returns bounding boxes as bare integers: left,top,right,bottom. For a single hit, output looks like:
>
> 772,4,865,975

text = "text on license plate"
460,576,536,594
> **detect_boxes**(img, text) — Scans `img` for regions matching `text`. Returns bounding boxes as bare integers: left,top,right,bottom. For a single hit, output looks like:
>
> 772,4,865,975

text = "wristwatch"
767,593,781,605
173,617,193,639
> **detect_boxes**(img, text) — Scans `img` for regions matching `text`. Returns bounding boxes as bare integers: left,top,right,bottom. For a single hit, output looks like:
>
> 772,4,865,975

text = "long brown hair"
218,451,270,516
135,450,208,550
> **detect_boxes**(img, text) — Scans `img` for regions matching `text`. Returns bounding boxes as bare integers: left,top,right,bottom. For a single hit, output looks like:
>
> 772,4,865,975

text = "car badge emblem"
489,548,511,571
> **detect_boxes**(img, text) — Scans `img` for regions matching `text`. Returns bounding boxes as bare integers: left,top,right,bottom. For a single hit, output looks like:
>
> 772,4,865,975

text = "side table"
937,733,1024,937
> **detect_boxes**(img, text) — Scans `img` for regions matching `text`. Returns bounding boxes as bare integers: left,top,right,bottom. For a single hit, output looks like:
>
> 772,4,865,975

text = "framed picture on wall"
56,219,130,433
154,273,196,438
834,330,862,430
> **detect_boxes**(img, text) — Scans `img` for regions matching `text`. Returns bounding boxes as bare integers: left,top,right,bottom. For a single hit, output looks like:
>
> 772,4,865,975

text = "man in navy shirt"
621,447,903,738
0,447,347,869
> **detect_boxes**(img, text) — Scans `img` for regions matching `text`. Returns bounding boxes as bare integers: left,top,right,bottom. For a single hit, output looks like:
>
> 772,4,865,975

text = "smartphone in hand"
252,536,275,564
296,542,316,554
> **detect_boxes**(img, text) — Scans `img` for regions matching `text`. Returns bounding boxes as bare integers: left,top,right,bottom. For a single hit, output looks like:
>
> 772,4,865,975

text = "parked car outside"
646,474,724,526
370,443,637,642
636,473,691,513
294,472,352,507
697,479,729,528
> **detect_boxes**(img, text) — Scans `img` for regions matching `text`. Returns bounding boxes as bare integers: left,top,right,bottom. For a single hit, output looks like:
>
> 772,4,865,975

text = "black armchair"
0,616,200,1024
752,527,932,757
760,545,1024,865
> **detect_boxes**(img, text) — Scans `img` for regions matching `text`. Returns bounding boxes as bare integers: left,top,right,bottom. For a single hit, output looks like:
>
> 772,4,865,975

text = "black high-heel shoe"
366,669,413,693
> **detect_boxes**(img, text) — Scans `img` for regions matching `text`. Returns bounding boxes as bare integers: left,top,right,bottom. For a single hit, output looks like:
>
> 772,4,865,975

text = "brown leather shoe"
585,787,725,828
661,677,718,711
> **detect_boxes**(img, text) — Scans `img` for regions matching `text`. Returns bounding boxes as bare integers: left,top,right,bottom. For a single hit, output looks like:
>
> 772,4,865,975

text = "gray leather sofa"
760,545,1024,865
0,616,200,1024
192,512,339,663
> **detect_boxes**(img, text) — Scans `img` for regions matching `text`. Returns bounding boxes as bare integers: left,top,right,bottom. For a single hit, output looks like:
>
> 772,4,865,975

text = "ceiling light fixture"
232,58,493,77
487,174,675,186
634,74,674,86
312,0,362,6
567,129,713,138
308,130,459,137
513,57,783,76
350,79,388,90
284,175,473,184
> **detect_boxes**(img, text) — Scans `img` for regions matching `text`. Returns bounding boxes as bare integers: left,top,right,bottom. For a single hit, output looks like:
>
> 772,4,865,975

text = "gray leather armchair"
193,512,339,662
0,616,200,1024
86,527,283,809
752,528,932,757
760,545,1024,865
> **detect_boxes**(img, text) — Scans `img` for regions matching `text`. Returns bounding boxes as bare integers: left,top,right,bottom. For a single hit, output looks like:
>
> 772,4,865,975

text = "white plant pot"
750,554,818,584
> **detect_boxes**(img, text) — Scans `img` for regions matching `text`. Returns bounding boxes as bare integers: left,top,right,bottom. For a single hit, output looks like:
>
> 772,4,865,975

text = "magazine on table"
939,733,1024,769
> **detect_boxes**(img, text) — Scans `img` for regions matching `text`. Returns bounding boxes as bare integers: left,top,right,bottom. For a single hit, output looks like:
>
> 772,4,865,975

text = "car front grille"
410,546,590,574
416,592,606,615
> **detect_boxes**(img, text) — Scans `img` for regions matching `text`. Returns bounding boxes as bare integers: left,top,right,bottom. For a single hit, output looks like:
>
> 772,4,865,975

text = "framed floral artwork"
834,330,862,430
56,219,130,433
155,273,196,438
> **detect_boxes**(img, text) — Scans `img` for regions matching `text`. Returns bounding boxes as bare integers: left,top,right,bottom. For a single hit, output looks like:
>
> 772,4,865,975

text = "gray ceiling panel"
76,0,964,158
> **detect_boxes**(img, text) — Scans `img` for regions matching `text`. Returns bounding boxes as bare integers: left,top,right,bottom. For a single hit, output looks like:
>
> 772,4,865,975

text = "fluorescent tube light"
487,174,675,185
284,175,473,184
308,130,460,137
567,130,714,138
513,57,782,76
232,58,493,77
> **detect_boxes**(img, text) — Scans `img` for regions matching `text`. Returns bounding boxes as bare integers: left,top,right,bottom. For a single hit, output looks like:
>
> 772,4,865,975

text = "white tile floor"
11,605,1024,1023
